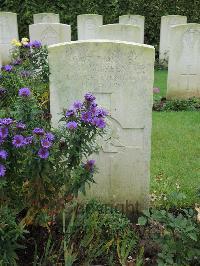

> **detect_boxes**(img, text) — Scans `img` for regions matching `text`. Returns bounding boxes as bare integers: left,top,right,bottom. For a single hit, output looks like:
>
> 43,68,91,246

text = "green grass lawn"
151,70,200,207
153,69,168,97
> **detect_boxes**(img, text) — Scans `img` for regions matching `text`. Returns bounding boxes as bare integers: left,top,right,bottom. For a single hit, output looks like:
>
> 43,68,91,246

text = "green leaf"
137,216,147,226
188,232,197,241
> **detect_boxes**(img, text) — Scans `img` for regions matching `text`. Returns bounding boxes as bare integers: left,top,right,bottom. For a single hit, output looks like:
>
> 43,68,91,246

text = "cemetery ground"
151,70,200,207
0,42,199,265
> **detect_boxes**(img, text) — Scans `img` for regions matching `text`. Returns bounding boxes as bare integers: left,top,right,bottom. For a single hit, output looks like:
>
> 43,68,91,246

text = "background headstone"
0,12,19,64
48,40,155,210
167,23,200,99
97,24,142,43
33,13,60,24
77,14,103,40
119,15,145,43
159,15,187,62
29,23,71,46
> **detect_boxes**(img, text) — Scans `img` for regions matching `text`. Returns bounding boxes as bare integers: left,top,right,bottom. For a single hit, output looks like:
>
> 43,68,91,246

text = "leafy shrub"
0,90,108,226
0,38,49,112
138,208,200,265
1,0,200,54
64,200,138,265
0,206,26,266
153,97,200,112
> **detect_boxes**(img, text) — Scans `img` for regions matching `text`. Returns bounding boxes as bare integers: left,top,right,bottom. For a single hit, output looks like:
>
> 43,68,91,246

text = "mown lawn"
151,70,200,207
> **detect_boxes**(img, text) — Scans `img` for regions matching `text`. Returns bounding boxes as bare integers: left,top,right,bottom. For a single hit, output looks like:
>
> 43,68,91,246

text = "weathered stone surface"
119,15,145,43
29,23,71,46
0,12,18,64
167,23,200,99
48,40,155,210
33,13,60,24
77,14,103,40
159,15,187,62
97,24,142,43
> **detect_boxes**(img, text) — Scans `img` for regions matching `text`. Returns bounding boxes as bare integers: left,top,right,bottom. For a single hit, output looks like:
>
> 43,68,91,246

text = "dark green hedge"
0,0,200,50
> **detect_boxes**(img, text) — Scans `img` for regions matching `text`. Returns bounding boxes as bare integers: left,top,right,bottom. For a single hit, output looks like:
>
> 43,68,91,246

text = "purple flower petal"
16,122,26,130
0,127,8,139
65,109,75,117
41,138,52,149
81,111,92,123
0,164,6,177
18,88,31,97
84,92,96,102
66,121,78,130
12,135,25,148
38,148,49,159
0,150,8,160
46,132,55,142
2,65,13,72
33,128,45,135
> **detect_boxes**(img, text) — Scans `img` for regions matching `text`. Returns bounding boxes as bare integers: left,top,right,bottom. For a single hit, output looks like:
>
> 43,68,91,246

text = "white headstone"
77,14,103,40
0,12,19,64
119,15,145,43
29,23,71,46
159,15,187,62
33,13,60,24
167,24,200,99
48,40,155,210
97,24,142,43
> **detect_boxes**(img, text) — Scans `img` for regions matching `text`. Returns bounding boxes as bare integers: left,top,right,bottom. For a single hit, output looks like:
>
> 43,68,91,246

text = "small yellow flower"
16,42,22,47
22,41,28,46
11,39,18,45
11,39,22,46
21,37,29,43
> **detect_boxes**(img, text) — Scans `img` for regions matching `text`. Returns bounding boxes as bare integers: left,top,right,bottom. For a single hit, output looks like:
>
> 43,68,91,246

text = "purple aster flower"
89,102,98,113
0,150,8,160
41,138,52,149
38,148,49,159
31,40,42,48
0,137,5,145
84,92,96,102
81,111,92,123
12,59,22,65
12,135,25,148
66,121,78,130
153,87,160,94
2,65,13,72
84,159,95,172
16,122,26,130
23,42,31,48
0,118,13,126
0,164,6,177
24,136,33,145
92,117,106,129
33,128,45,136
94,107,109,118
46,132,55,142
0,127,8,139
73,100,83,110
18,87,31,97
65,109,75,117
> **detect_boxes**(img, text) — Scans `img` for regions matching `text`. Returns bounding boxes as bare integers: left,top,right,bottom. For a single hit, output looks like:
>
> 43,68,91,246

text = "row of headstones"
0,12,199,209
0,12,195,59
1,12,199,99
